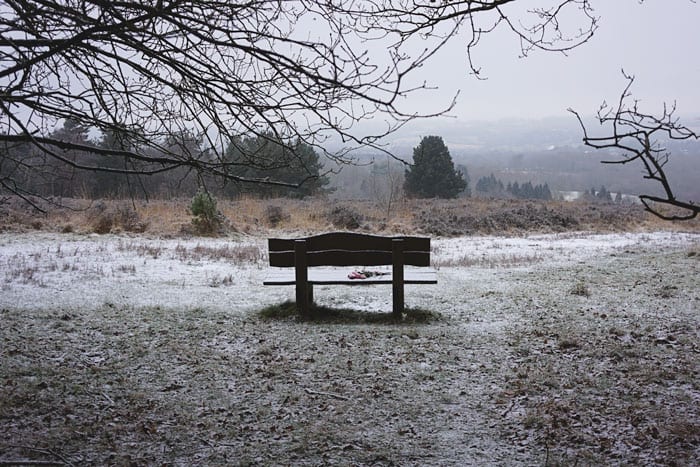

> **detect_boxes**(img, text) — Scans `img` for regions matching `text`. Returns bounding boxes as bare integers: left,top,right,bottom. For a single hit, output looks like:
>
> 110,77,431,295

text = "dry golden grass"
1,195,698,236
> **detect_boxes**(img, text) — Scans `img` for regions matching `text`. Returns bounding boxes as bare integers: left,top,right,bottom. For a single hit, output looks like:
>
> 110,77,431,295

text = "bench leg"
392,239,404,317
295,240,310,318
296,283,311,317
392,280,404,317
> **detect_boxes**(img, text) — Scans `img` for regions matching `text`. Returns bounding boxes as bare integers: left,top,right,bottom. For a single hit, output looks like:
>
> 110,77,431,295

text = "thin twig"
5,446,74,467
101,391,114,405
304,388,350,401
501,399,516,418
0,462,64,466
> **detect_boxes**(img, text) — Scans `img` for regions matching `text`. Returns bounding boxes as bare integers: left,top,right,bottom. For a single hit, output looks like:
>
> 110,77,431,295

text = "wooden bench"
263,232,437,317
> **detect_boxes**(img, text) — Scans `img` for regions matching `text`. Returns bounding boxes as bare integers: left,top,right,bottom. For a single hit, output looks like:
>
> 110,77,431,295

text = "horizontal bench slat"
269,233,430,252
269,250,430,267
263,268,437,286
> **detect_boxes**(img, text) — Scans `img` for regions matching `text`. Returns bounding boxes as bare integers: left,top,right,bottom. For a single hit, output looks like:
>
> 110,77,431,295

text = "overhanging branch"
569,72,698,221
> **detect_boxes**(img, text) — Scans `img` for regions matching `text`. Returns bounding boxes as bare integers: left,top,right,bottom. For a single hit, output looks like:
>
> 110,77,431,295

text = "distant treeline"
1,120,330,200
579,186,622,203
4,118,641,205
474,173,552,200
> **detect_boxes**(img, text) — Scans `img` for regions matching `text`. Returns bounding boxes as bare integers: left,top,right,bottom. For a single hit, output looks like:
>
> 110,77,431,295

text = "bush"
93,214,113,234
265,205,289,227
190,189,222,235
326,205,363,230
116,204,148,233
570,281,591,297
91,203,148,234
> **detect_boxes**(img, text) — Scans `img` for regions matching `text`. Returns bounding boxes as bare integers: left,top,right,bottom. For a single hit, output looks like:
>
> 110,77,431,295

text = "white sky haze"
403,0,700,122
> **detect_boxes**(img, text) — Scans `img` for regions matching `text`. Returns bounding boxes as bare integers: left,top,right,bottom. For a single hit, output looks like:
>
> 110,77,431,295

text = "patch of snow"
1,231,696,314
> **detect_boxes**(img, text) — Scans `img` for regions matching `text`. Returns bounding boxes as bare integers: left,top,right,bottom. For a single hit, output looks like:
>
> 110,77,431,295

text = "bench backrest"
268,232,430,267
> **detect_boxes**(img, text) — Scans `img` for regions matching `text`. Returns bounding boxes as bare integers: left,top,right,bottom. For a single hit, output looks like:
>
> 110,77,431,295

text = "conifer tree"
226,133,329,198
403,136,467,198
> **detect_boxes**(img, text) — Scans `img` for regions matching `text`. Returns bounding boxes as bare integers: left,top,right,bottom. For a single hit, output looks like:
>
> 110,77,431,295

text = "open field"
1,221,698,465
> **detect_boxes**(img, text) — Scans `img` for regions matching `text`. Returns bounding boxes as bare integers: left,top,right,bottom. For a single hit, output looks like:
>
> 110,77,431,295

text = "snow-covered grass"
2,231,695,312
1,231,698,465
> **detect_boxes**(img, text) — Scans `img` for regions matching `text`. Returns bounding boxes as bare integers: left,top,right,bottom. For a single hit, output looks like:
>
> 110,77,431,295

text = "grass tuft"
570,280,591,297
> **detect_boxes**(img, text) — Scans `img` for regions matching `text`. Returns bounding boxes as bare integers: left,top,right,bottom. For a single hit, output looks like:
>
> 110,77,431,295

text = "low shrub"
115,204,148,233
91,204,148,234
264,205,289,227
326,205,363,230
92,213,113,234
570,281,591,297
190,189,223,235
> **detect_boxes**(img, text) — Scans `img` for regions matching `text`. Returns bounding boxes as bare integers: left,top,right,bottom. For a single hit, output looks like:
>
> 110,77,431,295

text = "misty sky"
399,1,700,123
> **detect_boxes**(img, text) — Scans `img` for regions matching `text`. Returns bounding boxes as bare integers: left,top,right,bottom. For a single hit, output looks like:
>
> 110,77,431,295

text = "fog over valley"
328,116,700,202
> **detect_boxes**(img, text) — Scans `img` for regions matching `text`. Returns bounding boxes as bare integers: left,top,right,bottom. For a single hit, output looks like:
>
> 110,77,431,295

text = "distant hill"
328,116,700,201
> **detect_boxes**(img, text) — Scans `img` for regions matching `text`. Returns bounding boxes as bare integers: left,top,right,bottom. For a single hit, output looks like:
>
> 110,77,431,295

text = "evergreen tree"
541,183,553,200
95,125,143,197
47,119,93,197
226,133,329,198
597,185,613,202
511,181,521,198
455,164,472,197
403,136,466,198
476,173,502,196
505,180,553,200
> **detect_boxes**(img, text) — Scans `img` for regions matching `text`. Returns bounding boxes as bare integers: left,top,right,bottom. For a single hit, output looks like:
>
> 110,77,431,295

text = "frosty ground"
1,231,698,465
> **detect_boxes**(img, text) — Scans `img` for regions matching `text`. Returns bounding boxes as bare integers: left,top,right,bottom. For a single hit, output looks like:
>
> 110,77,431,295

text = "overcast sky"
399,0,700,123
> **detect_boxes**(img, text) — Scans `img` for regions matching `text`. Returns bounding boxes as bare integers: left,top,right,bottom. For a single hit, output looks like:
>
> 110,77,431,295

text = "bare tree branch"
569,72,699,221
1,0,598,204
